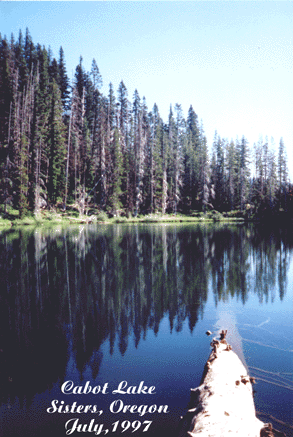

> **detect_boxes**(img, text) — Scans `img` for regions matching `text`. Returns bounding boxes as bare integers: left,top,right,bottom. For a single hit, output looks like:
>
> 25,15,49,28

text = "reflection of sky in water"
208,260,293,433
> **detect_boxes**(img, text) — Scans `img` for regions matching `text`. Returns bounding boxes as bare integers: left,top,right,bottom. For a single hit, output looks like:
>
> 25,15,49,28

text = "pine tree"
151,104,164,213
49,57,59,83
47,80,66,205
183,105,200,213
278,137,288,211
86,59,103,207
117,81,131,214
14,29,28,92
197,124,210,212
139,96,149,212
57,47,70,111
132,89,146,216
117,81,128,143
225,139,237,210
167,106,177,213
267,144,277,211
17,68,35,217
70,82,85,212
211,132,225,211
108,128,123,216
107,84,116,158
30,45,51,213
162,125,169,214
173,103,184,214
11,68,28,216
252,136,271,212
70,57,91,214
24,28,35,74
236,136,250,211
98,96,108,209
107,82,116,131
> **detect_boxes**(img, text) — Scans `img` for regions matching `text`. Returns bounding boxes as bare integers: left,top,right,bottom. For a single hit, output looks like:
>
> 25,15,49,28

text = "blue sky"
1,1,292,177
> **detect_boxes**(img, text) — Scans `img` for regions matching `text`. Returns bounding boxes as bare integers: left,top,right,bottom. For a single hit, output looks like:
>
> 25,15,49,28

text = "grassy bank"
111,212,245,224
0,206,247,228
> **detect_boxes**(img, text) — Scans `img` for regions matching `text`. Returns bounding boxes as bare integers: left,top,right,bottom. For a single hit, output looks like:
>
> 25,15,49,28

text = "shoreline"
1,208,290,229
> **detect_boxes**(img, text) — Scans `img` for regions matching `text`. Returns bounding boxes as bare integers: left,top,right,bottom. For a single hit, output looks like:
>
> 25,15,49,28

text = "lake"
0,223,292,437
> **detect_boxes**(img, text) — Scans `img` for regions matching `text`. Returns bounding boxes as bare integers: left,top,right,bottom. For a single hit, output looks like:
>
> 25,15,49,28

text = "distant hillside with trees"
0,29,291,220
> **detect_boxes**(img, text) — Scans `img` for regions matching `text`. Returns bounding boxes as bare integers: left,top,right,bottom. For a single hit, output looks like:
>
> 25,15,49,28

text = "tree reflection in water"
0,223,291,407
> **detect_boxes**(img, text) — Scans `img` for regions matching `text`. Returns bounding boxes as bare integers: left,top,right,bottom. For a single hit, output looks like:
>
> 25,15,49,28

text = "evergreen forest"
0,29,292,220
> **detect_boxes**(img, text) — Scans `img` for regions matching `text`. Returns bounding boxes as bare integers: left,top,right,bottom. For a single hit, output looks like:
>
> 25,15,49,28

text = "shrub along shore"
0,205,290,228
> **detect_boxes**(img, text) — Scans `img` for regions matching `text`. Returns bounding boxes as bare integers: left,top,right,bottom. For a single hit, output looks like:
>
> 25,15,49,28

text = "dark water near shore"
0,223,292,437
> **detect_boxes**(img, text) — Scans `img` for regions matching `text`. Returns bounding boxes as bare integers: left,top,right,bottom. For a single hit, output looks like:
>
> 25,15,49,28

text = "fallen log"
68,215,96,224
177,330,286,437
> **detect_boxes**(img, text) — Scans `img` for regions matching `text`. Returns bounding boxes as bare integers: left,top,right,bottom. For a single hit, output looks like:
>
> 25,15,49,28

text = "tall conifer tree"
47,80,66,204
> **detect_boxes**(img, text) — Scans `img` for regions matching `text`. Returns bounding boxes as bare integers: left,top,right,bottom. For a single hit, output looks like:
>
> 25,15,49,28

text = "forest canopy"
0,29,291,219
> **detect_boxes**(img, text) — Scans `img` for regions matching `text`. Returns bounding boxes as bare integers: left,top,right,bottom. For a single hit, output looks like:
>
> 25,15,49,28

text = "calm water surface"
0,223,292,437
